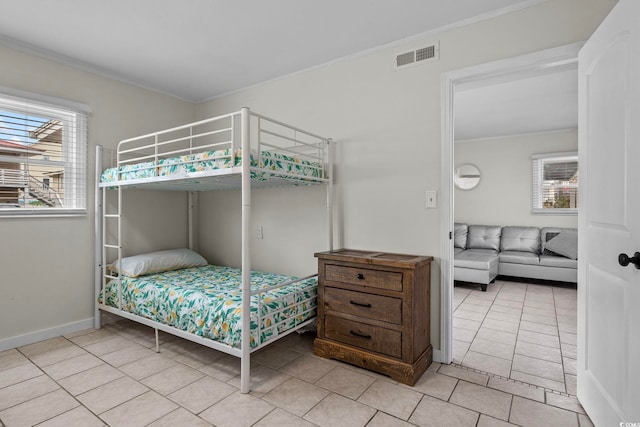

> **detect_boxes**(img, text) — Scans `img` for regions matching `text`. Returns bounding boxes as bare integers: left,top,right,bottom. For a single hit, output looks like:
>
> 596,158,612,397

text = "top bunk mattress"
99,264,317,349
100,148,324,185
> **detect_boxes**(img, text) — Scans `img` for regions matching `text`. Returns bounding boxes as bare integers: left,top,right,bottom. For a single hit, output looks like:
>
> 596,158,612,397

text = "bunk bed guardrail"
100,109,329,187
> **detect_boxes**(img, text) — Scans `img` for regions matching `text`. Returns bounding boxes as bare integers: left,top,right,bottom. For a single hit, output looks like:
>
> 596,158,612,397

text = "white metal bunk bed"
94,107,333,393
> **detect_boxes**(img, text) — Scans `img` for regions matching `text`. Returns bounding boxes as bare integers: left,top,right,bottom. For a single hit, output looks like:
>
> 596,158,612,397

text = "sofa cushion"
539,254,578,268
454,223,468,249
454,249,499,270
500,226,540,253
454,247,465,256
499,250,540,266
467,225,502,251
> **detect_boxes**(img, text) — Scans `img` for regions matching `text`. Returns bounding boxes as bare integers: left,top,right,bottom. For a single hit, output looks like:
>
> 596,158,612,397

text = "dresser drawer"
324,315,402,358
324,287,402,324
325,264,403,291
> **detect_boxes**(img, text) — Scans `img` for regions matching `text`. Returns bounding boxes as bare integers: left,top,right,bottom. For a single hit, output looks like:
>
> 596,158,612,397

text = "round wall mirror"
454,164,481,190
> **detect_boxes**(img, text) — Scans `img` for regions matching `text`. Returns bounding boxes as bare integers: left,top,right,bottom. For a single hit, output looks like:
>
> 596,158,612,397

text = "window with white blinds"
0,89,88,216
532,152,578,214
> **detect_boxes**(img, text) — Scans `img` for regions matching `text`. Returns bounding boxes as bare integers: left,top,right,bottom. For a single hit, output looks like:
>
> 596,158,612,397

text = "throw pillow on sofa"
543,232,560,256
545,231,578,260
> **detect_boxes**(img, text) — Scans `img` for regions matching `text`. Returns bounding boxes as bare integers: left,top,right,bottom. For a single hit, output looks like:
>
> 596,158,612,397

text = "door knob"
618,252,640,269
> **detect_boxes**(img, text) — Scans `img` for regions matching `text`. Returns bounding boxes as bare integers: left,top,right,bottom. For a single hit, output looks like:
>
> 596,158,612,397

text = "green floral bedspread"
101,148,323,183
100,265,317,348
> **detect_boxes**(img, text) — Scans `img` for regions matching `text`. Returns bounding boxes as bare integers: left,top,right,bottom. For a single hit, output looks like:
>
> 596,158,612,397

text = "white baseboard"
432,348,443,364
0,317,95,352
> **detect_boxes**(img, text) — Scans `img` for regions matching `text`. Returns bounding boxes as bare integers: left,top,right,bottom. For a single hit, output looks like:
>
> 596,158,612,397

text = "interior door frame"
439,42,583,364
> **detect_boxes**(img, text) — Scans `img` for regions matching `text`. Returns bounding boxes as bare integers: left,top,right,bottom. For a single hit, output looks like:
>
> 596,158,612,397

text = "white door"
578,0,640,425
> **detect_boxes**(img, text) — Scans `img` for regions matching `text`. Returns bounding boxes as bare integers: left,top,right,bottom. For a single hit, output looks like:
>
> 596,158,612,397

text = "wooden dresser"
314,249,433,385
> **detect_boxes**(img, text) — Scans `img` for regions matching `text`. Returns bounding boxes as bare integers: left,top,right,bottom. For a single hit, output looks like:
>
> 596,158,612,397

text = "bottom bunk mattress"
99,265,317,349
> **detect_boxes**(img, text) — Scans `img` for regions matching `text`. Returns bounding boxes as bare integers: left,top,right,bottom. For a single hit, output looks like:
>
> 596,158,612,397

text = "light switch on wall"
425,191,437,208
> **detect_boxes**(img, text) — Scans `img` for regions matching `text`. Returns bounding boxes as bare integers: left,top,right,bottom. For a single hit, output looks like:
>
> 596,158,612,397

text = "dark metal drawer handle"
350,330,372,339
349,300,372,308
356,273,365,280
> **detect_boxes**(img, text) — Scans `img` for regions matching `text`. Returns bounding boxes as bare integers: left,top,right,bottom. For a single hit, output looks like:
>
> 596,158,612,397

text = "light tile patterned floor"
453,279,578,395
0,307,590,427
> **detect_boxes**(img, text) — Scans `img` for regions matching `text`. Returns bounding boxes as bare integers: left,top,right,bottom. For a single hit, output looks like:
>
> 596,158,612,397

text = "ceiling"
0,0,540,102
455,63,579,141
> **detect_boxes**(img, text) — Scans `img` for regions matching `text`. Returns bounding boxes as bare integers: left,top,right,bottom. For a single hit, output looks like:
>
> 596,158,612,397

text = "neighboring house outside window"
532,151,578,214
0,89,88,216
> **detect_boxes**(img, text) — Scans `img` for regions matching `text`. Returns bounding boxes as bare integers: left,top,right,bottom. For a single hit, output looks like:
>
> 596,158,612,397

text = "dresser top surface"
315,249,433,268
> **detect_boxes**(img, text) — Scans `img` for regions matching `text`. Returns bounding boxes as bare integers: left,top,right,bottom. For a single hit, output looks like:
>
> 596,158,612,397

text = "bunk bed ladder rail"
103,180,123,312
94,146,102,329
95,145,124,328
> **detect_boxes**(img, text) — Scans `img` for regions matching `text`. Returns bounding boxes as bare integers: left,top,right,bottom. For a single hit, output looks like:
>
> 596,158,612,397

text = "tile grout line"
403,394,426,426
459,281,519,375
447,361,577,399
246,406,278,427
506,388,515,426
507,282,525,384
432,368,515,425
553,285,568,398
454,282,501,363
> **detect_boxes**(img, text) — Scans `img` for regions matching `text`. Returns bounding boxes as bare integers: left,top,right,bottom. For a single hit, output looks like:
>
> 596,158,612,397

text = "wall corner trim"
432,348,443,364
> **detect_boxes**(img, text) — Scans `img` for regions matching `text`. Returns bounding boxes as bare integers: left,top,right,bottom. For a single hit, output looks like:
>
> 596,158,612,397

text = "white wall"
0,44,194,347
455,130,579,228
199,186,329,277
195,0,614,351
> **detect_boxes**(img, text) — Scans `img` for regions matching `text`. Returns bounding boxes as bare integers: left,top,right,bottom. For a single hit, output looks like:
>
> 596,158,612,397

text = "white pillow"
108,248,207,277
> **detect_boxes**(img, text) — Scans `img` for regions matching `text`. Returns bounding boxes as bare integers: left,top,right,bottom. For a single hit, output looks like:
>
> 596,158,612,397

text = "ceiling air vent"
394,41,439,70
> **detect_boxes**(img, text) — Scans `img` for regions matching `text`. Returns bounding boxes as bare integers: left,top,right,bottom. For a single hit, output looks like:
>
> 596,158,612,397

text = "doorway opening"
440,42,582,393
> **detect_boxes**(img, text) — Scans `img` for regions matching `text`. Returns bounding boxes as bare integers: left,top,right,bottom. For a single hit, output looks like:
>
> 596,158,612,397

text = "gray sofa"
454,224,578,291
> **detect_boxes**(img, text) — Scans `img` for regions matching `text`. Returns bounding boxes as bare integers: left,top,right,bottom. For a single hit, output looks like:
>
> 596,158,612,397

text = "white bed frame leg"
240,107,252,394
326,138,334,251
95,145,104,330
155,328,160,353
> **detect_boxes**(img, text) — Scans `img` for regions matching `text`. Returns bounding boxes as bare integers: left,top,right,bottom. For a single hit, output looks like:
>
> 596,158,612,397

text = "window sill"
0,209,87,218
532,209,577,215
